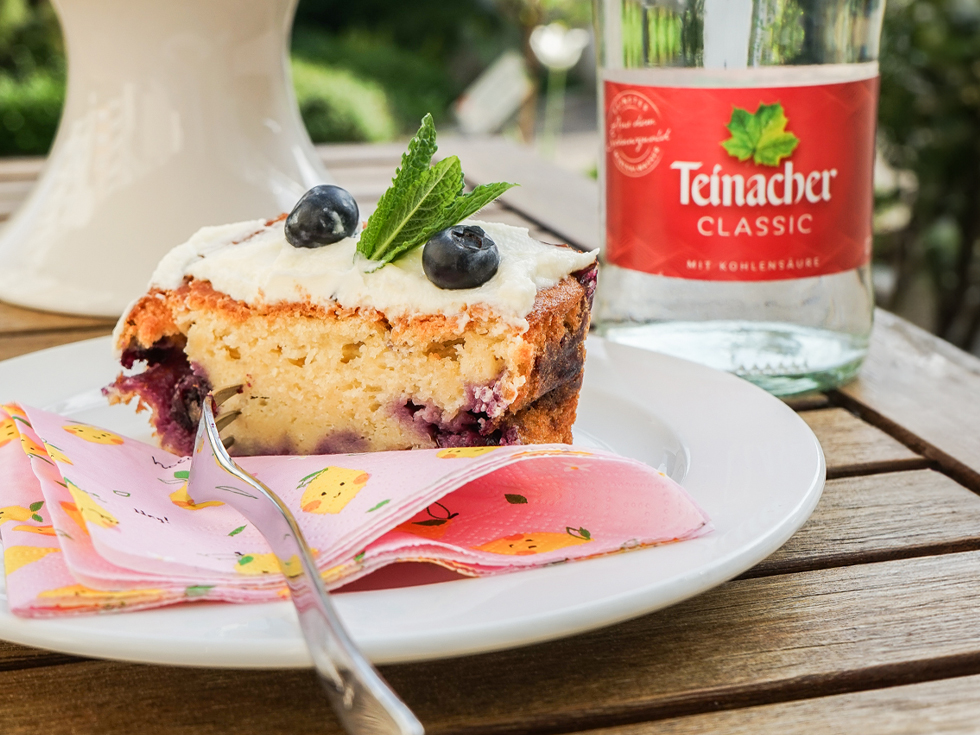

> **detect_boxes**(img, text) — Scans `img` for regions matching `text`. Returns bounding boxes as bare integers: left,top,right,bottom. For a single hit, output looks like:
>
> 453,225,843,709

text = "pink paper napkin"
0,403,710,617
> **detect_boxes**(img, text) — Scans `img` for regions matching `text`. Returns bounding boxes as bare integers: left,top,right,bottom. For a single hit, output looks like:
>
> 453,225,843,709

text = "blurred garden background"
1,0,980,355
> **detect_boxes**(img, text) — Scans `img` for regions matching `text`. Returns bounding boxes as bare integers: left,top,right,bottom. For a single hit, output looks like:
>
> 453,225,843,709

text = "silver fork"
188,392,424,735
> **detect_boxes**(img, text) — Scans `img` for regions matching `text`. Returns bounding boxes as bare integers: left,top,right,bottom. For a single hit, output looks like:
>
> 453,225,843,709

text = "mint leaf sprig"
356,114,516,266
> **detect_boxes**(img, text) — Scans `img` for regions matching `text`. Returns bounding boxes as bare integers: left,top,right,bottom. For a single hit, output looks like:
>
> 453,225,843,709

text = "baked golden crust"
116,278,577,354
513,274,589,414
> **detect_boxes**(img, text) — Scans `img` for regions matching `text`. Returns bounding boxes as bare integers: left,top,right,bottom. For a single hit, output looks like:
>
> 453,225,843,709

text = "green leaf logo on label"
721,102,799,167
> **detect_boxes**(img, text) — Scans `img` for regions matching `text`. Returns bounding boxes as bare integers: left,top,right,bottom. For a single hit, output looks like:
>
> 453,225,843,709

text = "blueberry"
284,185,359,248
422,225,499,290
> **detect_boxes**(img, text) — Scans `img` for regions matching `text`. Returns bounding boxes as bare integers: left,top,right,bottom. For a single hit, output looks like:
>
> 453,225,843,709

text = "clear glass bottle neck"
594,0,885,71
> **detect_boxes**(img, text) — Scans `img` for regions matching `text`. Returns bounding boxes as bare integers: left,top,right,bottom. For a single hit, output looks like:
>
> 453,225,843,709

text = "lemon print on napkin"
475,528,592,556
235,552,305,578
299,466,369,514
167,471,223,510
62,424,124,445
437,446,498,459
1,501,43,524
170,483,225,510
65,480,118,530
0,417,17,448
60,501,85,532
42,442,72,464
4,545,60,575
1,403,28,421
38,584,163,602
19,435,51,462
0,505,34,524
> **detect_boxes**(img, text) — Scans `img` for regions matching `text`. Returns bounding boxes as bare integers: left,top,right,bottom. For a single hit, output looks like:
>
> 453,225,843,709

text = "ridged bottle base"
594,320,868,397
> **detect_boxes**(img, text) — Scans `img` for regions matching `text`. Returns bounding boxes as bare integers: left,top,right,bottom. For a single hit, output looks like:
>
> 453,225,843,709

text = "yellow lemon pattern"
0,505,33,524
169,483,224,510
65,480,118,530
42,442,72,464
512,449,594,459
19,435,50,462
299,466,369,514
436,446,498,459
320,562,355,585
60,501,85,533
234,552,305,578
1,403,27,421
38,584,163,602
4,545,61,575
12,524,57,536
475,530,592,556
0,416,17,448
62,424,124,445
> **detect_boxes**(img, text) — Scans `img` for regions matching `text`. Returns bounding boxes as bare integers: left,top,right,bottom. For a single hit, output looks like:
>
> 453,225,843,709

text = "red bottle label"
603,77,878,281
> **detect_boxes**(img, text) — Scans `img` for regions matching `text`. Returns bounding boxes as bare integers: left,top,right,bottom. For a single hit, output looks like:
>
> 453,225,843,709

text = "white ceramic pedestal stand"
0,0,329,317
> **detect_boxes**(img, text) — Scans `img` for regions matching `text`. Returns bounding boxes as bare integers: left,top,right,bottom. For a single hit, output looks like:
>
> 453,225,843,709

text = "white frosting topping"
147,218,597,329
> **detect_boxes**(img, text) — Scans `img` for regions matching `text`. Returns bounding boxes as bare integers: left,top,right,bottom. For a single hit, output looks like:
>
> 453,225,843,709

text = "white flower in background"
529,23,591,71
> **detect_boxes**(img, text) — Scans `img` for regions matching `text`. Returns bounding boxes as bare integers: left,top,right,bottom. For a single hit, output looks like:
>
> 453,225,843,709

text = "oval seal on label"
606,90,670,177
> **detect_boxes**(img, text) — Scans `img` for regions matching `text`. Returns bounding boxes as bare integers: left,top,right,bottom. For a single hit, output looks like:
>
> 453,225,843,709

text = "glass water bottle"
591,0,885,396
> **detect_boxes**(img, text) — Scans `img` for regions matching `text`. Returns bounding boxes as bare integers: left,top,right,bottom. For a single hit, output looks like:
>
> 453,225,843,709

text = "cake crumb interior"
177,303,529,454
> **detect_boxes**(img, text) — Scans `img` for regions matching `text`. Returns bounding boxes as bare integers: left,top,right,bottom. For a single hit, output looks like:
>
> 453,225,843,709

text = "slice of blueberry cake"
107,117,598,456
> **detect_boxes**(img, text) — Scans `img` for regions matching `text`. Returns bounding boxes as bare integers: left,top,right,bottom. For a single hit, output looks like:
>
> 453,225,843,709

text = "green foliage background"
0,0,62,155
875,0,980,347
0,0,506,150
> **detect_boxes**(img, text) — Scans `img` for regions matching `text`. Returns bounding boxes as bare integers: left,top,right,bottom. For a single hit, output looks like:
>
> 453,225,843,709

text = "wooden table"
2,142,980,734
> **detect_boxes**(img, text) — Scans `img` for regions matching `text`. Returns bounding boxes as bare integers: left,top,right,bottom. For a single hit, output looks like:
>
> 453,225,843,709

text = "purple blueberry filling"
314,432,370,455
398,401,480,447
574,262,598,309
106,340,211,456
467,381,511,419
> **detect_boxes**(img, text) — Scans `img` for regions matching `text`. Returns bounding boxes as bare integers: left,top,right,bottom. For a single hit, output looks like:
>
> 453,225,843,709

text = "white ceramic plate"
0,335,824,668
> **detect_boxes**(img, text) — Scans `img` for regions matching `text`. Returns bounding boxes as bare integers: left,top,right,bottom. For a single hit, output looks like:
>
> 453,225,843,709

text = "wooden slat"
326,163,398,188
438,137,601,253
0,329,112,363
0,641,82,672
0,301,116,336
748,469,980,576
317,141,405,167
0,661,339,735
0,157,44,181
4,553,980,735
0,180,34,220
376,552,980,735
472,201,559,244
799,407,927,478
837,309,980,491
782,393,829,411
576,673,980,734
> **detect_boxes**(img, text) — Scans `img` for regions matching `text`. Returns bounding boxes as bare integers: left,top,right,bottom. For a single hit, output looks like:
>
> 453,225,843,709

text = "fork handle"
190,399,423,735
298,605,424,735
